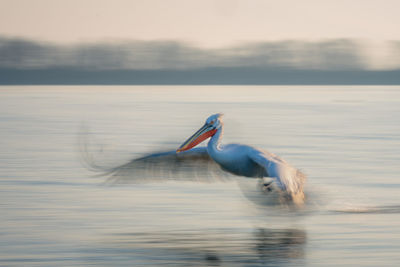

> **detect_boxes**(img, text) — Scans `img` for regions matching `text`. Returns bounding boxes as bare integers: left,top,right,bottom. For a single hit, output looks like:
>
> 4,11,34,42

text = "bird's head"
205,113,224,129
177,113,224,153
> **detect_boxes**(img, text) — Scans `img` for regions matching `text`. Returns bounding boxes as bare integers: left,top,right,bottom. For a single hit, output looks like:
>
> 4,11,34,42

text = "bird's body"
205,126,270,178
212,144,268,178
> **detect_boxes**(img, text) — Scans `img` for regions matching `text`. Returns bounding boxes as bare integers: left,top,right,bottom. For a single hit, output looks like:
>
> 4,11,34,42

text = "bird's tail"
290,170,306,205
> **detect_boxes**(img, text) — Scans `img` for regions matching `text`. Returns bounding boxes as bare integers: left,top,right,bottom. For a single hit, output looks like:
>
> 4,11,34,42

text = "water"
1,86,400,266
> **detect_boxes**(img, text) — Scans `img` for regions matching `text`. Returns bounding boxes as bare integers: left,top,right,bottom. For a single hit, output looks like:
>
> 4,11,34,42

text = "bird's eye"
210,120,215,124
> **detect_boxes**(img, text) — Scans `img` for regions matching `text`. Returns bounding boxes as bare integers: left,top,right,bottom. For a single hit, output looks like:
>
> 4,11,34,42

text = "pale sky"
0,0,399,47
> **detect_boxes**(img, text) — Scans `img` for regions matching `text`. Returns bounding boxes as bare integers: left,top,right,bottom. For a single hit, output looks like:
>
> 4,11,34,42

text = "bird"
84,113,306,204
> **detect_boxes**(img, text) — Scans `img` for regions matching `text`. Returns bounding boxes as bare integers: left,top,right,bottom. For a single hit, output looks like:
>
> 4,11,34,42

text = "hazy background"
1,0,399,84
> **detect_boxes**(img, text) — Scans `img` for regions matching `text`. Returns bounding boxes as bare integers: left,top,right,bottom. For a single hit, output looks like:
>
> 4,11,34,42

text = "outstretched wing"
248,149,306,197
85,147,233,184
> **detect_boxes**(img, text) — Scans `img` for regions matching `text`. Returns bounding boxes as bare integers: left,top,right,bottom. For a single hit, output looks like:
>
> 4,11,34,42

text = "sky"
0,0,399,47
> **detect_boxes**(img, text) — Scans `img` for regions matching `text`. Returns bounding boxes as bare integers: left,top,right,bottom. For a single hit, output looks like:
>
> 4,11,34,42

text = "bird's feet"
262,181,273,192
257,178,275,193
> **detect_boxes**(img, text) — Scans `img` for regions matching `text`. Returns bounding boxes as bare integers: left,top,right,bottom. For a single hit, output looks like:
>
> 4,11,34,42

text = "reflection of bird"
106,228,306,265
86,114,305,203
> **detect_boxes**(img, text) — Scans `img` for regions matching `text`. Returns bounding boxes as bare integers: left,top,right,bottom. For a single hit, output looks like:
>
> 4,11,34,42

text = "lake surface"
1,86,400,266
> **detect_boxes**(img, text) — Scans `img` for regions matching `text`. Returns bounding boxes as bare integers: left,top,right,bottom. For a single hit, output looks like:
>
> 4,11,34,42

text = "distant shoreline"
1,67,400,85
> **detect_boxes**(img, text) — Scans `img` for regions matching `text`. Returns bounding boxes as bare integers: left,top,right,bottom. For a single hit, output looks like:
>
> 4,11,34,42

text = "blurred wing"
88,147,233,184
248,150,306,196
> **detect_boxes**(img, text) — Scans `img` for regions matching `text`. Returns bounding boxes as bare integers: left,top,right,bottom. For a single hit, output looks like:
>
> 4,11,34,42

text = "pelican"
84,113,305,204
176,113,305,203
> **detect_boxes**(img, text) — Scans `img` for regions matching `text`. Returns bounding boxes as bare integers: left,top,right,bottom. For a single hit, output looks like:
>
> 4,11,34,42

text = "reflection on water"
92,228,306,266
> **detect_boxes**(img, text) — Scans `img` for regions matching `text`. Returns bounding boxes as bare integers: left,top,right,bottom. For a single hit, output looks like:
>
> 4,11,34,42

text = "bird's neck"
207,127,223,160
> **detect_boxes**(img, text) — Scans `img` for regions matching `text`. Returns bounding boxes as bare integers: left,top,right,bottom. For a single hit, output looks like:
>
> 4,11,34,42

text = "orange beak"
177,124,217,153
